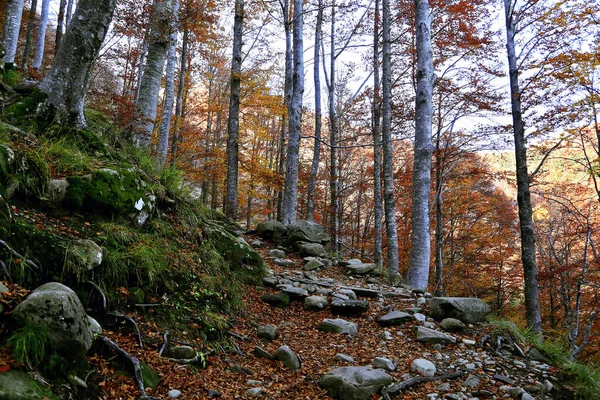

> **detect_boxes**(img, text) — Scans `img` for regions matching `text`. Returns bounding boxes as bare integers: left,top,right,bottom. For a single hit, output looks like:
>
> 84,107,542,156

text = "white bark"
328,1,339,253
281,0,305,224
2,0,25,65
156,0,180,167
372,0,383,267
20,0,37,69
407,0,435,291
170,28,188,161
66,0,75,25
32,0,50,69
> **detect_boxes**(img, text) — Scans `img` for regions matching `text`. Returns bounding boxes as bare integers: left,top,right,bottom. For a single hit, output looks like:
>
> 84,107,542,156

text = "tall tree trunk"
171,28,188,162
381,0,399,279
32,0,50,69
2,0,25,66
281,0,304,225
224,0,244,219
372,0,383,268
133,0,172,148
156,0,180,167
20,0,37,70
306,0,323,221
407,0,435,290
329,0,339,253
39,0,116,128
134,37,148,104
66,0,75,25
504,0,542,335
434,134,444,295
55,0,68,52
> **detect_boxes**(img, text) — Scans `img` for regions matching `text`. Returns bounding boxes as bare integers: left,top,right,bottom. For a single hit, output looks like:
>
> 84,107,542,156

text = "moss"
3,89,48,122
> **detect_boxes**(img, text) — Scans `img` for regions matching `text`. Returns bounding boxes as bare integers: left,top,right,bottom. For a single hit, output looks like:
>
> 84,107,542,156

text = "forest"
0,0,600,398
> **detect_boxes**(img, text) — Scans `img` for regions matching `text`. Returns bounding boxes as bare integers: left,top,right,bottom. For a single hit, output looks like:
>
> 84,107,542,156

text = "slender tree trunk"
134,37,148,104
20,0,37,70
225,0,244,219
503,0,542,335
55,0,67,52
407,0,435,290
281,0,304,225
2,0,25,66
329,1,339,253
372,0,383,267
434,136,444,295
39,0,116,128
66,0,75,25
306,0,323,221
156,0,180,167
382,0,399,279
32,0,50,69
171,28,188,162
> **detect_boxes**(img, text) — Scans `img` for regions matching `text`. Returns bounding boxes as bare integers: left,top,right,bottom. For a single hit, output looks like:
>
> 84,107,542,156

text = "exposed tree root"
158,331,169,356
86,280,107,313
0,239,40,271
381,371,465,399
108,312,144,348
0,260,12,283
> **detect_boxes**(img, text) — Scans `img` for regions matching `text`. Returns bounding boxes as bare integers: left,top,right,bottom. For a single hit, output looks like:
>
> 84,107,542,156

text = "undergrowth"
8,325,54,369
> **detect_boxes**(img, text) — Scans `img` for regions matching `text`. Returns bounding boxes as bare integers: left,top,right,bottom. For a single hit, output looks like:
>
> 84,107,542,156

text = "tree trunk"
20,0,37,70
66,0,75,25
2,0,25,66
38,0,116,128
434,135,444,295
504,0,542,335
156,0,180,167
281,0,304,225
55,0,68,52
224,0,244,219
32,0,50,69
372,0,383,268
306,0,323,221
381,0,399,279
329,1,339,253
171,28,188,161
407,0,435,291
133,0,172,148
134,37,148,104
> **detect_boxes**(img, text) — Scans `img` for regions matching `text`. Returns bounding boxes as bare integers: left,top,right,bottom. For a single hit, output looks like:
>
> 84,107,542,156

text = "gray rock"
341,258,362,265
168,389,182,399
521,393,535,400
527,348,553,365
246,387,264,397
343,286,380,298
44,179,70,204
0,370,60,400
493,374,515,385
250,239,263,248
337,289,357,299
334,353,355,363
165,345,196,359
372,357,395,371
440,318,466,332
268,249,286,258
261,292,290,308
13,282,94,359
283,220,329,245
345,263,377,275
331,299,369,316
463,374,480,388
274,345,301,370
410,358,436,377
88,316,102,336
304,270,318,280
318,318,358,335
377,311,412,327
316,288,333,296
279,285,309,300
262,276,279,287
412,313,427,322
252,346,274,360
65,239,103,274
303,259,324,271
297,241,326,257
274,258,296,267
319,366,392,400
437,383,451,391
256,220,287,240
429,297,491,324
415,326,457,344
304,295,329,311
416,297,428,307
257,324,278,341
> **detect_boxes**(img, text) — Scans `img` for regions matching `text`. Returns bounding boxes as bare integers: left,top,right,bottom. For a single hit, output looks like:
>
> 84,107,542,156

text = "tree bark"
382,0,399,279
134,37,148,105
225,0,244,218
328,1,339,253
55,0,68,52
372,0,383,268
170,28,188,162
503,0,542,335
156,0,180,167
32,0,50,69
281,0,304,225
66,0,75,26
38,0,116,128
2,0,25,66
306,0,323,221
20,0,37,70
133,0,172,148
407,0,435,291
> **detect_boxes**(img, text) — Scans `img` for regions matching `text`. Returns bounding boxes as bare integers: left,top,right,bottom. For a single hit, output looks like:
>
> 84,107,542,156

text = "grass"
8,325,53,369
42,138,94,176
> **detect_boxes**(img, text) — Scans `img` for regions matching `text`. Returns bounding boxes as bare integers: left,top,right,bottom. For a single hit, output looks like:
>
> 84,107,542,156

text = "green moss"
64,175,89,208
140,361,160,391
0,68,22,87
3,89,48,121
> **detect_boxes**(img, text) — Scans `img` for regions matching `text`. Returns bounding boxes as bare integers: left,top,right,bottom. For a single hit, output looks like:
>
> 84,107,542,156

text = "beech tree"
32,0,50,69
2,0,24,67
20,0,37,69
372,0,383,267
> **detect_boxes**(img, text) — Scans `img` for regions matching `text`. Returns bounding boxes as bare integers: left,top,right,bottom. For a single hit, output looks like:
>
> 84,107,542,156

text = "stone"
462,339,476,346
304,270,318,280
0,370,60,400
65,239,103,275
88,316,102,336
416,297,428,307
67,374,87,389
343,286,379,298
274,345,301,370
345,263,377,275
340,258,362,265
440,318,466,332
331,299,369,316
268,249,287,258
316,288,333,296
493,375,515,385
250,239,263,248
44,179,70,204
527,347,553,365
274,258,296,267
334,353,355,363
318,318,358,335
278,285,309,300
319,366,392,400
297,241,327,257
140,361,160,390
410,358,436,377
257,324,278,341
412,313,427,322
207,389,222,397
261,292,290,308
168,389,183,399
521,393,535,400
429,297,491,324
463,374,480,387
262,276,278,287
283,220,329,245
415,326,457,345
437,383,451,391
252,346,274,360
337,289,357,300
377,311,412,327
303,259,324,271
256,220,287,240
304,295,329,311
165,345,196,359
13,282,94,359
246,387,264,397
372,357,396,371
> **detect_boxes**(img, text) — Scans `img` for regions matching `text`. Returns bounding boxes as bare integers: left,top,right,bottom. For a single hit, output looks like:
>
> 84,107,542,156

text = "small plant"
8,325,53,369
564,361,600,399
1,69,22,87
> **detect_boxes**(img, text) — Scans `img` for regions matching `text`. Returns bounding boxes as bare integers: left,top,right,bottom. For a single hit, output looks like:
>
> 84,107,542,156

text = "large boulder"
319,366,392,400
296,241,327,257
318,318,358,335
256,220,287,240
0,370,60,400
280,220,329,246
331,299,369,316
429,297,491,324
415,326,456,345
12,282,95,359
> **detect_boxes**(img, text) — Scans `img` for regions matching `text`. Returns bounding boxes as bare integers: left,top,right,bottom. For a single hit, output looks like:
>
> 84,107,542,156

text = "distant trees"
2,0,24,66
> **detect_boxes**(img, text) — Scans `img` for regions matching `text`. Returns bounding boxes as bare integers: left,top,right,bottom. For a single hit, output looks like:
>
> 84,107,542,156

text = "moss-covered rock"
0,370,60,400
3,89,48,121
140,361,159,391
